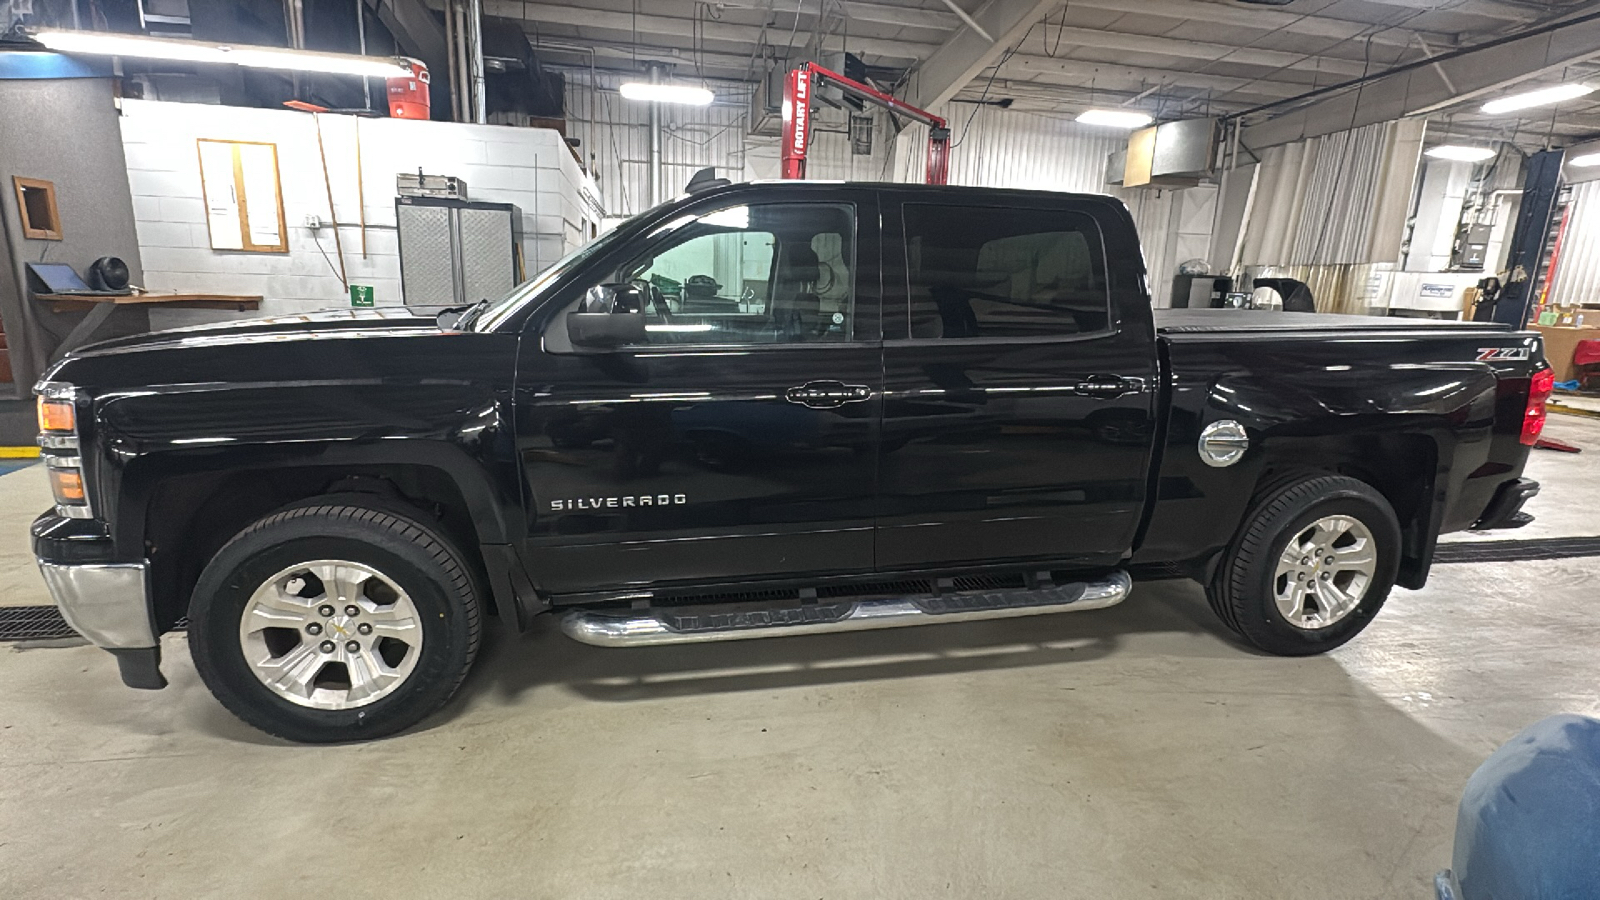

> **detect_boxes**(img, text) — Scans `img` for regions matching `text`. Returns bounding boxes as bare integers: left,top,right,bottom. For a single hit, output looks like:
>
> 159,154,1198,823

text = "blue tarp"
0,50,113,81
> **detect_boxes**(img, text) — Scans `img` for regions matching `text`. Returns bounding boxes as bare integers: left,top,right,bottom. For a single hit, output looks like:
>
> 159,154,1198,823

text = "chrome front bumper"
37,561,157,649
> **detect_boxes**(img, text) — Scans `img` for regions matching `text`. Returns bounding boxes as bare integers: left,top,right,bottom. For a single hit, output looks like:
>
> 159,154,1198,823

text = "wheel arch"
1246,430,1441,589
127,444,519,633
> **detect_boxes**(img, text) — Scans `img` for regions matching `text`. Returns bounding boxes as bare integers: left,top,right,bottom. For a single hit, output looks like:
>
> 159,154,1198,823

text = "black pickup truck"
32,181,1552,742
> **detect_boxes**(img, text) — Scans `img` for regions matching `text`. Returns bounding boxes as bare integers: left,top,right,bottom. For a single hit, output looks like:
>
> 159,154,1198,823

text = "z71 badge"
1477,347,1530,361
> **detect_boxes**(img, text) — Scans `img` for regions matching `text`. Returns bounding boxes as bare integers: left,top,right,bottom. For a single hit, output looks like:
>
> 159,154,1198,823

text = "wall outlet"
303,214,323,229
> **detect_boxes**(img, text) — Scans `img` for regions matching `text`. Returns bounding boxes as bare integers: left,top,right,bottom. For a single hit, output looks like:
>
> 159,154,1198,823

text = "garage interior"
3,0,1600,896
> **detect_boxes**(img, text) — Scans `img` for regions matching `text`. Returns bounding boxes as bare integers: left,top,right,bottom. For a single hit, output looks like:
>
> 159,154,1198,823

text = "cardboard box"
1532,324,1600,382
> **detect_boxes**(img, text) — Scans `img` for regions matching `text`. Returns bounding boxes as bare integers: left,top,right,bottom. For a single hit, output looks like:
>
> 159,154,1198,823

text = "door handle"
1073,375,1144,399
785,380,873,409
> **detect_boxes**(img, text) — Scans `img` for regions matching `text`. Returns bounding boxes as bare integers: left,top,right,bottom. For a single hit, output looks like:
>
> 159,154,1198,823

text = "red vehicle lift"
780,61,951,185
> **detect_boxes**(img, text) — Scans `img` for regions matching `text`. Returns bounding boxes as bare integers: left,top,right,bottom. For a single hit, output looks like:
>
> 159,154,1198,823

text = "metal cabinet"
396,197,524,306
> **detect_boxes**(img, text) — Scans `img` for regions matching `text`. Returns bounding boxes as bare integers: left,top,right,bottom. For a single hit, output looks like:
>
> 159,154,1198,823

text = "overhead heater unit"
1107,118,1218,189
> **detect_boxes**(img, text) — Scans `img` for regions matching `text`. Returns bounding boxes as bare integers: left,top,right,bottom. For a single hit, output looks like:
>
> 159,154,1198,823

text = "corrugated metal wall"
1548,179,1600,307
559,69,1204,300
563,69,1127,213
562,69,752,217
886,103,1123,194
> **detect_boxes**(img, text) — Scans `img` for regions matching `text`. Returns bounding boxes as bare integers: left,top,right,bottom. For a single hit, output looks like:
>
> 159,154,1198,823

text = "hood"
37,306,502,397
68,307,443,358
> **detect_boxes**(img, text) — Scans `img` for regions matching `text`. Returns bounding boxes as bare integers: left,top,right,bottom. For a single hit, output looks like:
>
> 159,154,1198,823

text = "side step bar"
561,572,1132,648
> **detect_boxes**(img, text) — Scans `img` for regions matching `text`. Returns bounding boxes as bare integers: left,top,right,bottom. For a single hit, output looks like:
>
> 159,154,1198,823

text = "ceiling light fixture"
1424,145,1497,162
1569,152,1600,167
618,82,714,106
1480,83,1594,115
1076,109,1153,129
32,30,411,78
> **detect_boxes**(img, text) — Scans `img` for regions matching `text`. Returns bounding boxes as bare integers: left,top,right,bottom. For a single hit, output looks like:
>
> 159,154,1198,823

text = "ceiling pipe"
938,0,993,42
647,62,663,206
467,0,487,123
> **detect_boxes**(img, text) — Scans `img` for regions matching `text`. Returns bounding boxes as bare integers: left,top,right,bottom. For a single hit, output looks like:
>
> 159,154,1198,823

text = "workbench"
36,292,263,355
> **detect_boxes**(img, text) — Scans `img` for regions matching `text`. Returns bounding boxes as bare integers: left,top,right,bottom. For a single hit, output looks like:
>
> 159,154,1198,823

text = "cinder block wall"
117,99,603,327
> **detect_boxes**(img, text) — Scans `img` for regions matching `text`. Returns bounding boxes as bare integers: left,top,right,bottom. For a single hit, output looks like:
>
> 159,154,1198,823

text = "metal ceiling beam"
1019,24,1385,76
1339,0,1544,22
1002,55,1310,102
495,0,934,61
502,0,1395,83
907,0,1058,108
1240,10,1600,149
1067,0,1460,50
714,0,964,32
524,23,1328,108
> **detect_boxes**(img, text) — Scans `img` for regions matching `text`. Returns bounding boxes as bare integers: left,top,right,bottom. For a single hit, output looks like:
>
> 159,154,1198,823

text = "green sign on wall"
349,284,375,308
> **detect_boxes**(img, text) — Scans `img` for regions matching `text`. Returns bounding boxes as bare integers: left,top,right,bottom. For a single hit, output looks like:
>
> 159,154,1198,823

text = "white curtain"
1239,118,1425,267
1547,179,1600,308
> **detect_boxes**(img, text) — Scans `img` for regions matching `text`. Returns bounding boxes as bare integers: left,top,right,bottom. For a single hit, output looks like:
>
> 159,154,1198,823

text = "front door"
876,193,1156,572
515,192,883,595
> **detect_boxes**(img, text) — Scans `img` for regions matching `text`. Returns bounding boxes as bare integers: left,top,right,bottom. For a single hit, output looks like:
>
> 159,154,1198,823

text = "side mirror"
567,284,647,347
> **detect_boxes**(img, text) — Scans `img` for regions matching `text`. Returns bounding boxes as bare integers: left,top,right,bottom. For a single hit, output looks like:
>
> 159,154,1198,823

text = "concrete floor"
1,417,1597,899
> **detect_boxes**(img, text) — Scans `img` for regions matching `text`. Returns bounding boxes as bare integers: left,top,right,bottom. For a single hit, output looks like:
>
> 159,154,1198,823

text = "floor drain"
1434,536,1600,564
0,606,80,641
0,608,188,642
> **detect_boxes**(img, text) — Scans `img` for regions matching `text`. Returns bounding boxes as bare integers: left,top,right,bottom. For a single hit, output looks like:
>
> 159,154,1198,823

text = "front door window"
613,203,857,344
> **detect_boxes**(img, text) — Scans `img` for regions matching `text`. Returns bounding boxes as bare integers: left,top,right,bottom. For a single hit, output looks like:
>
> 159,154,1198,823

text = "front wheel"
188,504,481,743
1207,475,1401,656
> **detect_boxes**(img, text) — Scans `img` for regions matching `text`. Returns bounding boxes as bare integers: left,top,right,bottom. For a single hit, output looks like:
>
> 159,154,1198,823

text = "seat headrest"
779,243,821,282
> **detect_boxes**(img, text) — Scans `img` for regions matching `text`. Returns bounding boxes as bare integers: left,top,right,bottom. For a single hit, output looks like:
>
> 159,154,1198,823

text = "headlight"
35,382,91,518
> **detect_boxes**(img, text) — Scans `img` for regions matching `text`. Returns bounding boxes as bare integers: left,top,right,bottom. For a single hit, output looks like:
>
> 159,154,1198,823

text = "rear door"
515,190,883,594
876,191,1157,572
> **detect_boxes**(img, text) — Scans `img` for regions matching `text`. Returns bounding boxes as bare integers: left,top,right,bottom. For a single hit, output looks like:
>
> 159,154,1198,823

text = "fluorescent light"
1480,83,1594,115
228,47,411,78
1425,145,1497,162
35,30,227,63
1076,109,1153,129
619,82,714,106
1570,152,1600,167
33,30,410,78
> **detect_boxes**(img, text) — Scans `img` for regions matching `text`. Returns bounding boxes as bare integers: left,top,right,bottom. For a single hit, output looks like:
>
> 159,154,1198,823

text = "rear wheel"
188,504,481,743
1207,475,1401,656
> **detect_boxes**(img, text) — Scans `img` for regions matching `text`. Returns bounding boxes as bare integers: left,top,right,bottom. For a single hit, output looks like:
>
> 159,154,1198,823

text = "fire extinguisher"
387,60,430,120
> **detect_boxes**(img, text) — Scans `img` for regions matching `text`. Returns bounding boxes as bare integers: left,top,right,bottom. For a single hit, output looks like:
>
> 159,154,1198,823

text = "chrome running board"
560,571,1132,648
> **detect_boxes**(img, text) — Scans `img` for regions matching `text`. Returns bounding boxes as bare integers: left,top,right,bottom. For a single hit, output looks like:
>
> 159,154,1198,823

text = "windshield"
467,201,677,332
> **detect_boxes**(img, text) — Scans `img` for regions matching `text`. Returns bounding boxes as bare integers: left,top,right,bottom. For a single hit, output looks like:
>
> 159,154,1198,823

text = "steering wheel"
631,279,672,323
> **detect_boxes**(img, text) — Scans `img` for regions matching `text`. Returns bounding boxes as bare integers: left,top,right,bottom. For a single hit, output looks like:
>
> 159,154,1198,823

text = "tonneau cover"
1155,309,1512,334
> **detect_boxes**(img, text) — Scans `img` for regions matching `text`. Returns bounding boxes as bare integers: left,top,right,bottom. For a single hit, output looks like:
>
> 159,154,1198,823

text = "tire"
188,504,481,743
1206,475,1401,656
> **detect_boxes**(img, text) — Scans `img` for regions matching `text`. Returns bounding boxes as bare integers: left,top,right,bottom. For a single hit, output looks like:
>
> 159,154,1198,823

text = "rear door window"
903,204,1110,339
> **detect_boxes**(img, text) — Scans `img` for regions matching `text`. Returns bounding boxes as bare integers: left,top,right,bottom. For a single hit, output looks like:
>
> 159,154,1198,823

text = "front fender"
92,380,522,559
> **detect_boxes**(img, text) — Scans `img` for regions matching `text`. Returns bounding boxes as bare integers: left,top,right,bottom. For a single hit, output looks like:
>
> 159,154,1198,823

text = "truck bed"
1155,309,1511,335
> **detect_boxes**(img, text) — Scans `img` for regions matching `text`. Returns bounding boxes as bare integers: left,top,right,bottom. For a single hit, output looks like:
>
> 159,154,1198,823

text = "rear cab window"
901,203,1112,340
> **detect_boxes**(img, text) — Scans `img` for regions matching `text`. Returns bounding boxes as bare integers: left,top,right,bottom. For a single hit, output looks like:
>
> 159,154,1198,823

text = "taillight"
1521,368,1555,446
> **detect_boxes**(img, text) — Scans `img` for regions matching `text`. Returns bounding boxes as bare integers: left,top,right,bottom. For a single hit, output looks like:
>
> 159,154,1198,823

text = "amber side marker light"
47,466,86,503
37,396,75,432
